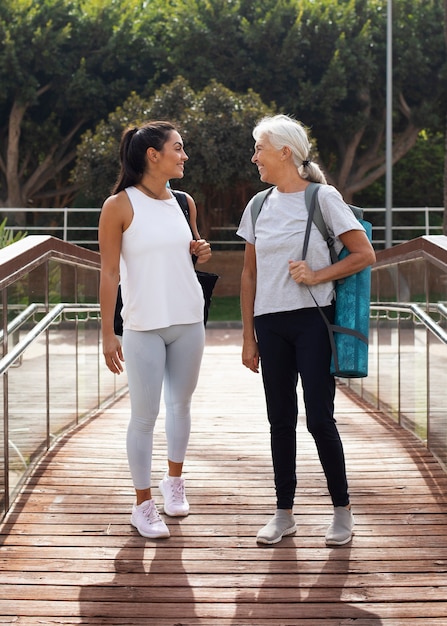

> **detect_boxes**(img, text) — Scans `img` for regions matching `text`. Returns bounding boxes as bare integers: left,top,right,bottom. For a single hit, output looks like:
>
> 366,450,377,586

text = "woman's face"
155,130,188,179
251,134,282,184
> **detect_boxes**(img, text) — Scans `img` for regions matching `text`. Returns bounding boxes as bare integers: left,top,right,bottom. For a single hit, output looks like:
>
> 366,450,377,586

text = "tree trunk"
445,112,447,234
6,100,27,209
444,0,447,234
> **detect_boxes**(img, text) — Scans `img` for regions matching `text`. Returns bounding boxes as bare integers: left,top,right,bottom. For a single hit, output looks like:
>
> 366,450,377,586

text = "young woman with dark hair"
99,121,211,538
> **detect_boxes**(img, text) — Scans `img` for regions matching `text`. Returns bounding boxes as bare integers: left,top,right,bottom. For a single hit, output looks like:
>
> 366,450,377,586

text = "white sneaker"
130,499,170,539
325,507,355,546
159,474,189,517
256,510,297,545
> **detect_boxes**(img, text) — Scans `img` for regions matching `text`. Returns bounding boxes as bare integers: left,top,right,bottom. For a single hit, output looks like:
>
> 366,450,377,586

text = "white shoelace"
140,502,162,524
169,479,185,504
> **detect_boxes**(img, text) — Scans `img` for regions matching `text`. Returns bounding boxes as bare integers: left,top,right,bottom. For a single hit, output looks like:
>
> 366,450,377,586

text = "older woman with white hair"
237,114,375,546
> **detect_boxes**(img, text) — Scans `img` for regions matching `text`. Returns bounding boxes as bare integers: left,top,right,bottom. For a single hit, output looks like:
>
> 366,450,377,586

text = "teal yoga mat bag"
303,183,372,378
329,229,372,377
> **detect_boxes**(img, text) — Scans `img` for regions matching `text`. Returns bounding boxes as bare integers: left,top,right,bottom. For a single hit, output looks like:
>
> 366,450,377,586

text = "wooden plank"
1,328,447,625
0,615,446,626
5,615,446,626
2,584,447,603
1,600,447,620
0,571,445,588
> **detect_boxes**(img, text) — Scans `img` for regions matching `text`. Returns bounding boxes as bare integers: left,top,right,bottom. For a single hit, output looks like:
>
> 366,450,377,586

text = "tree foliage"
0,0,445,212
356,131,444,208
154,0,445,202
72,76,275,234
444,0,447,233
0,0,159,207
0,218,26,247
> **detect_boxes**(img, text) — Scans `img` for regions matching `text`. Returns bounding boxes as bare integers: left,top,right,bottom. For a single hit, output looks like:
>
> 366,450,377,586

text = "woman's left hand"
191,239,212,263
288,260,317,285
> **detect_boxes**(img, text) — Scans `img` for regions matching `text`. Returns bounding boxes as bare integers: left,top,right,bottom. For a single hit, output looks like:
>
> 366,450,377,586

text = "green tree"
0,218,26,247
356,131,444,208
1,0,444,214
72,76,275,234
444,0,447,233
154,0,445,203
0,0,160,209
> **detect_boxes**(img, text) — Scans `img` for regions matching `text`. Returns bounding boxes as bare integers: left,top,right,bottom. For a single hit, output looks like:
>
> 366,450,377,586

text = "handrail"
370,302,447,344
350,237,447,472
0,235,100,285
0,206,444,250
0,302,41,341
0,303,100,376
437,303,447,319
0,236,126,521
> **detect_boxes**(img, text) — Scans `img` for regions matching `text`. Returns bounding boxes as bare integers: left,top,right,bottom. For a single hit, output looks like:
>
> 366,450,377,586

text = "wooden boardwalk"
1,328,447,625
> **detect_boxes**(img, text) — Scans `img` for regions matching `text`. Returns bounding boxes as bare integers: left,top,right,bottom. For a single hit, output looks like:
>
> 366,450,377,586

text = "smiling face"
251,134,283,185
153,130,188,179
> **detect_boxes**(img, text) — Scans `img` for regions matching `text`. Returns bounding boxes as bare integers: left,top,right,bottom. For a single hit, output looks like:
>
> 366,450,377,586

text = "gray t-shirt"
236,185,365,317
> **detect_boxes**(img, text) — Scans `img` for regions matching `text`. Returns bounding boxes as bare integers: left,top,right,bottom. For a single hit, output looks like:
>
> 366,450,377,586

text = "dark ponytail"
112,121,177,194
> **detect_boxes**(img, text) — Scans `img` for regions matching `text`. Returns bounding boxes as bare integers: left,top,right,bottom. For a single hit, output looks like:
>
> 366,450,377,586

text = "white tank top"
120,186,204,331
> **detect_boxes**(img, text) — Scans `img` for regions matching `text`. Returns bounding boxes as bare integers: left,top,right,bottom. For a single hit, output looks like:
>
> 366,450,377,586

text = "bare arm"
288,229,376,286
98,192,131,374
240,243,259,373
185,194,212,265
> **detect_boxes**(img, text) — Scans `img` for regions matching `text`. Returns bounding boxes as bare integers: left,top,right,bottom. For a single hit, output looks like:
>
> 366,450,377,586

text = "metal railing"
345,236,447,471
0,206,444,250
0,302,99,374
1,233,447,523
209,206,444,249
371,302,447,344
0,236,128,521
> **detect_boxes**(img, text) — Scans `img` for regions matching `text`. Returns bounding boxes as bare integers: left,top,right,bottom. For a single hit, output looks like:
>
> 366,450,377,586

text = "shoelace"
169,479,185,504
141,502,162,524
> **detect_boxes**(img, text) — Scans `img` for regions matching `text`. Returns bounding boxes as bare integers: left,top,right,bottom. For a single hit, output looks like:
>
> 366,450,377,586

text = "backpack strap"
304,183,338,264
172,190,190,221
250,187,274,231
172,189,200,265
172,189,196,238
250,185,339,262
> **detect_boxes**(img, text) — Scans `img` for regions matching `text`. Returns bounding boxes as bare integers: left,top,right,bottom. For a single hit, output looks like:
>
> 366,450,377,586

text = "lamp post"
385,0,393,248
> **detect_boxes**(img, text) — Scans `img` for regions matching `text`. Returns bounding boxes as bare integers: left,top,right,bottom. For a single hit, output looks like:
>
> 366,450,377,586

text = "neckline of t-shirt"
274,188,305,197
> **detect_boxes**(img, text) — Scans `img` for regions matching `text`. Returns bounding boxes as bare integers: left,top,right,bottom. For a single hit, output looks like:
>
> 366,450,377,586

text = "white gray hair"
253,114,327,184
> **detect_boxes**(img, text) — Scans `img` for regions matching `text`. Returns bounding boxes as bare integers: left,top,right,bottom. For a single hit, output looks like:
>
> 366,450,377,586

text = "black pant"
255,306,349,510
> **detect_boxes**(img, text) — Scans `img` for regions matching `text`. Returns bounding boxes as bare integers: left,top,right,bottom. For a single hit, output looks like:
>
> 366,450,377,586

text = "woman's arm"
98,193,130,374
185,193,212,264
240,243,259,373
288,229,376,286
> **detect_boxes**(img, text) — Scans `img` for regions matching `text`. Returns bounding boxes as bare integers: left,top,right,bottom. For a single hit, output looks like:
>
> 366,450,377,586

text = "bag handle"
302,185,317,261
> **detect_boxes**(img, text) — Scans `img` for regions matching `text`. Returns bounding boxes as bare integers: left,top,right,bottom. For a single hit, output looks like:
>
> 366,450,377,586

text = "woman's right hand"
102,334,125,374
242,338,259,373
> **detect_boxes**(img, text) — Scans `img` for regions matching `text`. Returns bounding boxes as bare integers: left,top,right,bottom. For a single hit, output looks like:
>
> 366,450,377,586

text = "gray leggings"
123,322,205,490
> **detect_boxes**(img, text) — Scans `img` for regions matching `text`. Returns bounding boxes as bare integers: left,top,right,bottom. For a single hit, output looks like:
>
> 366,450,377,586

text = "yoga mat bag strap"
302,183,372,378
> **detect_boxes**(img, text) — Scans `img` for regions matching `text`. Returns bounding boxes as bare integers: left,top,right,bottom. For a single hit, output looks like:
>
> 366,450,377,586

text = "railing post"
45,261,51,450
63,208,68,242
2,287,9,514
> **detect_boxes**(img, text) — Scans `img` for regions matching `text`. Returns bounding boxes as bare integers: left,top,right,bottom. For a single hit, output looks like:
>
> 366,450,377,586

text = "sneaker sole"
256,525,297,545
159,481,190,517
325,532,353,547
